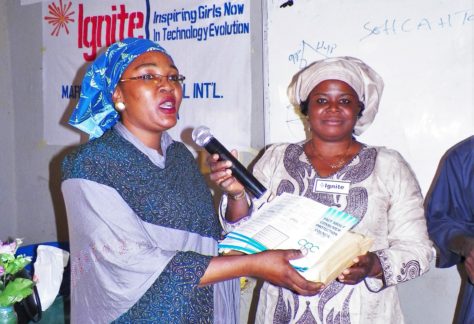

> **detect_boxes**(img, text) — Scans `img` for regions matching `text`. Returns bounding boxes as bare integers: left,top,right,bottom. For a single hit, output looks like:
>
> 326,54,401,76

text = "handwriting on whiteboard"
288,40,337,68
361,9,473,41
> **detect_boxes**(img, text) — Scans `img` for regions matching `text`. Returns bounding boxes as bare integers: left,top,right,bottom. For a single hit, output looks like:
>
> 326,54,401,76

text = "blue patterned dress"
61,123,239,323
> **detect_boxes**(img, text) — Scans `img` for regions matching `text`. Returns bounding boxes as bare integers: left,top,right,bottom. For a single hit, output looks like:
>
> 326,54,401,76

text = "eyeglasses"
120,73,186,85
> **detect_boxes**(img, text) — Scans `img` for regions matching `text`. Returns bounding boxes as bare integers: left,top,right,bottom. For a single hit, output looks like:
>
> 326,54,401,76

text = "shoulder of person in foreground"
367,144,422,189
253,141,300,170
61,130,125,181
369,144,409,163
445,135,474,163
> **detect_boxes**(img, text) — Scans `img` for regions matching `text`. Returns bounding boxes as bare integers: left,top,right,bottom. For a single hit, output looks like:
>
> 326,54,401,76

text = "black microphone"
192,126,267,198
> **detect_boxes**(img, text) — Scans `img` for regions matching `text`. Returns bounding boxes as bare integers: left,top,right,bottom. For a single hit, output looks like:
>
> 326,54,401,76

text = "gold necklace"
310,140,353,169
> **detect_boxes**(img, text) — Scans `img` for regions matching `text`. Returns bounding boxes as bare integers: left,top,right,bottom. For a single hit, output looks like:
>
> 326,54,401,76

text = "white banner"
42,0,251,147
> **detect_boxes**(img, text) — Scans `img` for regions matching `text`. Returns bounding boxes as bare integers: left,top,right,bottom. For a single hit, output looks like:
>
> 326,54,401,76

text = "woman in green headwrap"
61,38,322,324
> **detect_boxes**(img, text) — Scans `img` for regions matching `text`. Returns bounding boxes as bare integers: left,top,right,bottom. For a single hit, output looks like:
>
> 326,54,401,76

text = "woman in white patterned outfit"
208,57,433,323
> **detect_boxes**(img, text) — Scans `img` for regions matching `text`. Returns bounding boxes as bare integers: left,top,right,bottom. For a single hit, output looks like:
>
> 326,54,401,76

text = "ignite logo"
44,0,75,36
44,1,146,62
77,4,145,61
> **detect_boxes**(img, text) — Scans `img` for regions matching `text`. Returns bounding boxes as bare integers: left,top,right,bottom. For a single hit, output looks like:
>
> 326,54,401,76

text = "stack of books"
219,192,373,284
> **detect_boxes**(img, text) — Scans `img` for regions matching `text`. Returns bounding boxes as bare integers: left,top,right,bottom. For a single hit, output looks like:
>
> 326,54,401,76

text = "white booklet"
219,192,373,284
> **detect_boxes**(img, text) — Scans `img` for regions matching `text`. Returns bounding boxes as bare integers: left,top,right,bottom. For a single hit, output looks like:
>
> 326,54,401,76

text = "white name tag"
313,179,351,195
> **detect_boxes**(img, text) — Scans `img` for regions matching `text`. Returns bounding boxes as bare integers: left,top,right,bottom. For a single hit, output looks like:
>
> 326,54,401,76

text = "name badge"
313,179,351,195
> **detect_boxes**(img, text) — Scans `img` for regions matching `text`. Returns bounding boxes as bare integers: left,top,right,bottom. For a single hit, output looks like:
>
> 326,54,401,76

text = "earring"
177,112,180,120
115,102,126,112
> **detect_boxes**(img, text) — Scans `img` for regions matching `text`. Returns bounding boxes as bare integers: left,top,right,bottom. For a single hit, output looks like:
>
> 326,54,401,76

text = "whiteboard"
265,0,473,196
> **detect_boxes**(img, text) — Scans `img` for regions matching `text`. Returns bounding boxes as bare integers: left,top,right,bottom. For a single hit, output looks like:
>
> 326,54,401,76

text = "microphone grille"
192,126,213,147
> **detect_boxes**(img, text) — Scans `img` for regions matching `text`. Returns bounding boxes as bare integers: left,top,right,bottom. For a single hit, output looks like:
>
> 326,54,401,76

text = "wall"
2,0,69,244
0,0,17,239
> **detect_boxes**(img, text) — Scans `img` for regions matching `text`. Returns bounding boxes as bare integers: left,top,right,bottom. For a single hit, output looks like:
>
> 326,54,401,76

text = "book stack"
219,192,373,284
